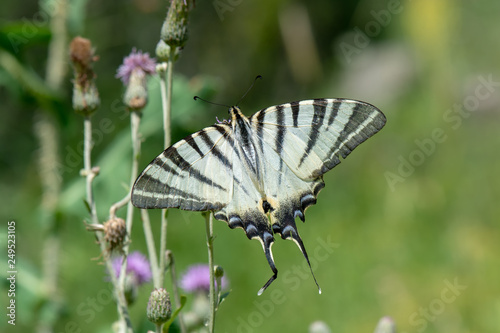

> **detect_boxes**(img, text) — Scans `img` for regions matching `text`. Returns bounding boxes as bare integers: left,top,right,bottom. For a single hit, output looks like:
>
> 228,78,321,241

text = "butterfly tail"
257,233,278,296
216,209,279,295
272,208,322,294
243,213,278,296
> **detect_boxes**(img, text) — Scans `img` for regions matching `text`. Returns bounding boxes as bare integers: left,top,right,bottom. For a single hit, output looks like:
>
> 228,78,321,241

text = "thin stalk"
204,212,216,333
118,110,142,297
162,59,172,149
84,117,98,224
158,207,168,286
167,251,186,333
141,209,160,288
83,116,132,333
109,193,131,218
158,49,174,289
109,109,161,289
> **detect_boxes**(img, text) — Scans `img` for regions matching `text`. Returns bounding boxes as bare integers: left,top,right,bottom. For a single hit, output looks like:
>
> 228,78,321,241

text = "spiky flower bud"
69,36,100,115
160,0,189,48
103,217,127,252
147,288,172,325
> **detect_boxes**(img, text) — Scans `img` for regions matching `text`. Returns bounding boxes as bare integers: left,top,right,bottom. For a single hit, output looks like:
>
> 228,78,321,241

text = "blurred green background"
1,0,499,332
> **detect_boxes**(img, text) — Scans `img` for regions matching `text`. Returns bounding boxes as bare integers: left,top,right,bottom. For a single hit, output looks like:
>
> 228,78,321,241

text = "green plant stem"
117,110,142,316
83,115,133,333
158,50,187,333
204,212,216,333
84,117,98,224
159,207,168,286
166,251,186,332
158,50,174,290
141,209,160,288
163,60,172,150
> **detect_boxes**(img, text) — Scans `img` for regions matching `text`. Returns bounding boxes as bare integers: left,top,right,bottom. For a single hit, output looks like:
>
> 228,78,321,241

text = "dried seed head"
69,37,93,69
103,217,127,252
69,36,100,115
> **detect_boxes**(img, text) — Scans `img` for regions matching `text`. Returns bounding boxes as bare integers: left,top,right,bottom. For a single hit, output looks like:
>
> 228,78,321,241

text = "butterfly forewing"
132,125,235,211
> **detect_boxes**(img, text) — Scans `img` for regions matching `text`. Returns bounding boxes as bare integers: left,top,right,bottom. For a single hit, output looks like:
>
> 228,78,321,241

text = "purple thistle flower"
180,264,229,293
112,251,152,285
116,49,156,85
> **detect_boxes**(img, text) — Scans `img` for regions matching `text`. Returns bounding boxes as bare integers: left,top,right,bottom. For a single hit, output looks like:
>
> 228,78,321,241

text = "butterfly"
132,98,386,294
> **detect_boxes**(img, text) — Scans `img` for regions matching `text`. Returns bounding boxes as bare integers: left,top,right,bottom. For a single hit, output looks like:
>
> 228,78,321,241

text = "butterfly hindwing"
249,98,386,181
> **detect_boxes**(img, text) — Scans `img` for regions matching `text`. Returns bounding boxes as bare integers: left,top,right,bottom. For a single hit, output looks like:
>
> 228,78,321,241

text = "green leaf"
163,295,187,332
0,22,51,52
0,49,61,102
82,199,91,214
218,290,231,306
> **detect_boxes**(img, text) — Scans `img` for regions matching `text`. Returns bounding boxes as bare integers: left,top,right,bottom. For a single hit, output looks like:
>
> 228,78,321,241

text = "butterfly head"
228,105,247,124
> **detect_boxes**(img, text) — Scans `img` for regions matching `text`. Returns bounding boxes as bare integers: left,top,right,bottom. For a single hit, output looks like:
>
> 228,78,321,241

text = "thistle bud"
214,265,223,288
116,49,156,111
124,69,148,110
160,0,189,48
147,288,172,325
155,39,171,62
69,36,100,115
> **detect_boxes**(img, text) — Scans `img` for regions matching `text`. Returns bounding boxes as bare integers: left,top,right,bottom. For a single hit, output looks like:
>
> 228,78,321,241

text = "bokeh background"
1,0,499,332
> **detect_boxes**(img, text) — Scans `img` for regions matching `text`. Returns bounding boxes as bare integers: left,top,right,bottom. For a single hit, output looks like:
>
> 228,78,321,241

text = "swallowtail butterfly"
132,98,386,294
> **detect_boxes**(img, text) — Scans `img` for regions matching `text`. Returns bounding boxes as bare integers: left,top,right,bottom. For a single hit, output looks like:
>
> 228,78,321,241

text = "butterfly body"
132,98,386,294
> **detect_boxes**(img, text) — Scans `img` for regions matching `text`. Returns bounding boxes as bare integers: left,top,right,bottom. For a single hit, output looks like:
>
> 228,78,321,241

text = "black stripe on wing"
319,101,386,174
275,104,286,155
185,134,204,158
327,101,342,127
199,126,233,169
291,101,300,127
169,147,227,191
298,98,327,167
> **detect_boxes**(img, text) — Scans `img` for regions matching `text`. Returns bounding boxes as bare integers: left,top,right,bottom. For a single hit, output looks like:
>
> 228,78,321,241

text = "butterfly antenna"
236,75,262,106
193,96,230,108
